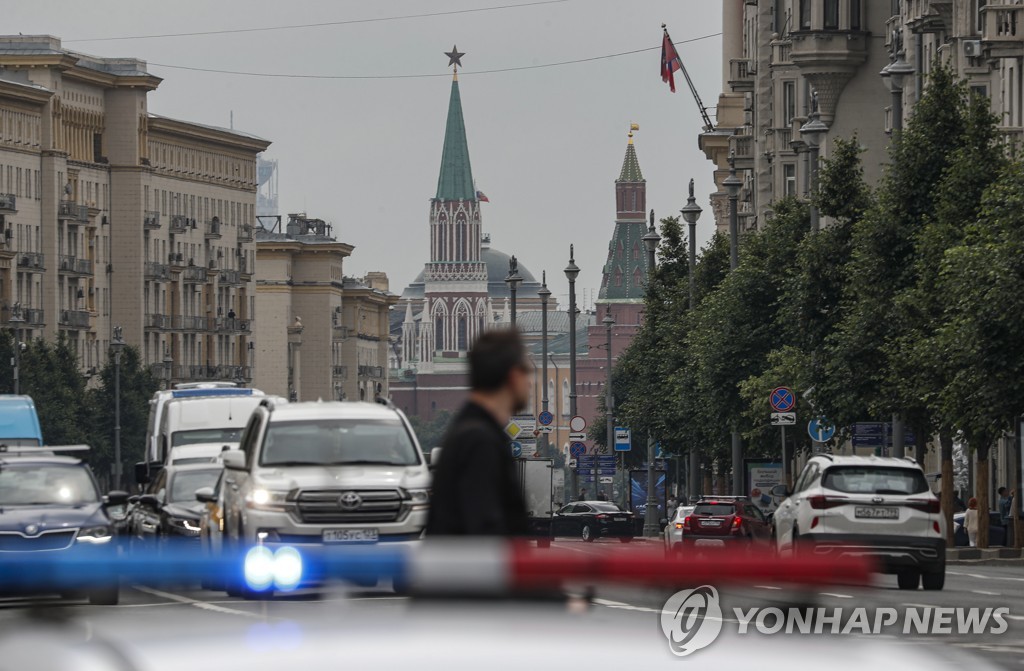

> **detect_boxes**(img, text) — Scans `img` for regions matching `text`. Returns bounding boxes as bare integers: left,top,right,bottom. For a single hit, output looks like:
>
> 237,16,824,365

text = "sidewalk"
947,547,1024,566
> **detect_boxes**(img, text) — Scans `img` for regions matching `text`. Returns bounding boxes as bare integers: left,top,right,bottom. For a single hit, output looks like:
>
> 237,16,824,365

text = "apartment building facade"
0,35,269,382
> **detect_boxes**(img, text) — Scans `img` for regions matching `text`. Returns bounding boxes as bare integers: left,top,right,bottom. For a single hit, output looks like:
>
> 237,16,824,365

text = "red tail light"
933,521,941,534
674,522,684,530
810,516,819,529
686,515,695,530
906,499,941,514
807,495,849,510
596,514,609,520
732,516,742,529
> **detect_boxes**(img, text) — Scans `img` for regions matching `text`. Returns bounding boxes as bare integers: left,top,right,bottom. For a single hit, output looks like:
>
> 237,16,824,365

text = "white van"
145,385,264,464
157,395,274,466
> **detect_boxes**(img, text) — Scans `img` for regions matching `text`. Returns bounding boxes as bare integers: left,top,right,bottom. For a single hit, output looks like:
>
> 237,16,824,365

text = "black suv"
0,446,128,604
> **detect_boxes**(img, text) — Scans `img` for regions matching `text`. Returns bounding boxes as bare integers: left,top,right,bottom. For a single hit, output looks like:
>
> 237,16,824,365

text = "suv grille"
296,489,404,524
0,530,77,552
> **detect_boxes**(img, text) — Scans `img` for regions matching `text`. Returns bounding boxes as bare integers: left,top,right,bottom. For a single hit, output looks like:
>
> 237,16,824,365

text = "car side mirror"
429,447,443,470
195,487,216,504
770,484,791,498
139,494,160,507
134,461,150,485
222,450,246,470
105,490,130,506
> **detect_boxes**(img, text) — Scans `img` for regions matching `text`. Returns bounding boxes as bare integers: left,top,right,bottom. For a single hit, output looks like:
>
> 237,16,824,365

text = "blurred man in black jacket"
426,329,531,536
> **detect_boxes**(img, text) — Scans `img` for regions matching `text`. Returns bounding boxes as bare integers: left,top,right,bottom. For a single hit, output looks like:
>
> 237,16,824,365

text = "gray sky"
11,0,722,307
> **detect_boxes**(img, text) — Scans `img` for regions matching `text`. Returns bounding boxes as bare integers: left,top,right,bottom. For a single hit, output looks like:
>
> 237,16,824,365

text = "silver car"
664,505,695,554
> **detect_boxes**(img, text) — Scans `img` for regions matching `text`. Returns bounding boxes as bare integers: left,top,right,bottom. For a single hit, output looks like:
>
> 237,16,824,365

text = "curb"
947,558,1024,567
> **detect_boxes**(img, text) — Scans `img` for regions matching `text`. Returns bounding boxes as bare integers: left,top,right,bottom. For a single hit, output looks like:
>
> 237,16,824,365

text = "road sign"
599,476,614,484
568,432,587,441
770,387,796,413
851,422,916,449
569,442,586,458
808,418,836,443
538,426,553,434
569,416,587,432
771,412,796,426
568,459,577,468
510,441,523,458
538,411,554,427
506,414,536,440
578,455,616,465
614,427,631,452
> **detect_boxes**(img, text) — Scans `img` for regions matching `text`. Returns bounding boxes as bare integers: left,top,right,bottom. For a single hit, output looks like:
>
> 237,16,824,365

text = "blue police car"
0,445,129,604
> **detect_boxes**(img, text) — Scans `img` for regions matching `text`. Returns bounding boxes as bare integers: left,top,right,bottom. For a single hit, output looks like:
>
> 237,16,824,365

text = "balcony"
59,310,91,329
169,215,190,234
173,364,252,382
773,128,793,154
0,193,16,213
144,211,161,230
58,255,93,276
24,308,44,326
729,132,755,171
168,252,186,268
219,268,241,285
239,257,252,278
57,200,89,223
214,317,251,334
238,223,254,242
983,5,1024,59
358,365,384,379
789,31,869,123
182,265,208,283
332,365,348,380
144,313,171,330
728,59,755,93
205,218,222,239
999,127,1024,159
16,252,44,271
771,39,792,67
180,315,208,331
144,261,170,281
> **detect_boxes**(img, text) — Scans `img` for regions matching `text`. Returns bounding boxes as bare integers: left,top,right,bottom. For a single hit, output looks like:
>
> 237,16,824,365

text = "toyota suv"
220,399,430,590
771,454,946,590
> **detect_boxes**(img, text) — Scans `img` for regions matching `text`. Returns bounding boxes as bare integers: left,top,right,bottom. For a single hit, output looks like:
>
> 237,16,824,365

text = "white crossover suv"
771,454,946,591
220,398,430,590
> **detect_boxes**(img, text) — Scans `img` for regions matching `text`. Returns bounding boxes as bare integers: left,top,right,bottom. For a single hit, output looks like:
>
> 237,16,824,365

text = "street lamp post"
602,308,614,505
538,273,552,458
505,256,522,326
564,247,580,499
680,180,703,502
642,210,661,537
722,151,743,270
8,303,24,395
799,99,829,233
111,327,126,490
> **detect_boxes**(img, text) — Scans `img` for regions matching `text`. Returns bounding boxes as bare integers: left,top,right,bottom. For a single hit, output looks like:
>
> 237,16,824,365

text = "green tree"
408,409,453,450
86,346,160,487
20,333,90,446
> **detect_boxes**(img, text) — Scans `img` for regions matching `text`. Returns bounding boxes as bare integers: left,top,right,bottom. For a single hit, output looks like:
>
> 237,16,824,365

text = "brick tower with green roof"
419,71,490,364
598,129,650,305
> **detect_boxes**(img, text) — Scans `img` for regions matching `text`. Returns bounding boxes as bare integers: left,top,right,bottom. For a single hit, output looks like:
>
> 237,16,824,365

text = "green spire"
618,142,644,182
435,78,476,201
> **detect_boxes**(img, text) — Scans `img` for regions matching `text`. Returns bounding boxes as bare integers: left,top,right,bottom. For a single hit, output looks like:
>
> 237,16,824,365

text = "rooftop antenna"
230,110,233,129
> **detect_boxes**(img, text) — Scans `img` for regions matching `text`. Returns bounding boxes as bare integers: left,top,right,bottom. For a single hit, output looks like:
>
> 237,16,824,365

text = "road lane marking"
971,590,1001,596
819,592,853,599
132,585,266,619
754,585,782,590
592,598,661,613
948,570,1024,582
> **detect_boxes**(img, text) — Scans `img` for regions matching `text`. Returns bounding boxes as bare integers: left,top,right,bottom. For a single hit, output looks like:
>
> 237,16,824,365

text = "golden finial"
628,122,639,144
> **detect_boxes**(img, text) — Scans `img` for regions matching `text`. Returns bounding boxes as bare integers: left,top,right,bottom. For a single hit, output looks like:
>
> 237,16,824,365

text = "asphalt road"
0,539,1019,669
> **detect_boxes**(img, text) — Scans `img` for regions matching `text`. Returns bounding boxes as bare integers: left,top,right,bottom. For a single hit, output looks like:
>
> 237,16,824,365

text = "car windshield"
675,506,695,520
260,419,420,467
693,503,736,516
169,469,222,503
822,467,929,495
591,503,622,513
0,464,99,505
172,428,243,447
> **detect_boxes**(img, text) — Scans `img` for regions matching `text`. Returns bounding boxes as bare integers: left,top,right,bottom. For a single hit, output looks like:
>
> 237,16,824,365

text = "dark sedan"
551,501,635,542
127,463,222,548
680,497,772,550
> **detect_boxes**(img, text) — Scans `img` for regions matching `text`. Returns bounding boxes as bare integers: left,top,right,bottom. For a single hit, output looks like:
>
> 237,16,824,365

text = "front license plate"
323,528,379,543
854,507,898,520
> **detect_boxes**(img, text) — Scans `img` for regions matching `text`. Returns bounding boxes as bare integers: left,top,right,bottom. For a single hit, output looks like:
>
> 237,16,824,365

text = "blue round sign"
808,418,836,443
510,441,523,457
538,410,554,426
569,442,586,458
770,387,796,412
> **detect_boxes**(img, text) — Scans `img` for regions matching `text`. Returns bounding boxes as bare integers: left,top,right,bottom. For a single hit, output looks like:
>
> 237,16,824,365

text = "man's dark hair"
999,487,1007,496
469,328,527,391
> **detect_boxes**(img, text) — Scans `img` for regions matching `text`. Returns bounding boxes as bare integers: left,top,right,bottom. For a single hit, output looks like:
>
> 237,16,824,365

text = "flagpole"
662,24,715,132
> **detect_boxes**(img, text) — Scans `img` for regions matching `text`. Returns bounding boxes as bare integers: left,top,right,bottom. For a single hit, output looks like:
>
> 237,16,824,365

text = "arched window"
632,242,640,260
615,267,623,287
547,379,555,407
616,240,624,259
457,316,468,351
561,379,570,417
633,267,643,287
438,224,446,262
435,317,445,352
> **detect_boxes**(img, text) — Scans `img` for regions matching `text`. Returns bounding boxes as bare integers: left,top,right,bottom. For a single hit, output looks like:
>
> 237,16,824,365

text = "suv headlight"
407,488,430,507
77,526,113,544
246,488,291,511
167,517,202,535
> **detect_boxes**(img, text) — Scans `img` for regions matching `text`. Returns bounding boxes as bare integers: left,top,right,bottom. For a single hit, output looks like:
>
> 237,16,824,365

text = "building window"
561,379,570,417
851,0,862,30
632,242,640,260
435,317,444,352
616,240,624,259
633,267,643,287
976,0,987,34
457,316,468,351
824,0,839,29
784,163,797,197
782,81,796,126
799,0,810,29
614,268,623,287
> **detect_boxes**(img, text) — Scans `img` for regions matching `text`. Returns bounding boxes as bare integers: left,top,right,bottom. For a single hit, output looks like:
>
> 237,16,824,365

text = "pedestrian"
998,486,1011,526
425,329,531,537
227,308,236,320
578,489,587,502
597,490,608,502
965,497,979,547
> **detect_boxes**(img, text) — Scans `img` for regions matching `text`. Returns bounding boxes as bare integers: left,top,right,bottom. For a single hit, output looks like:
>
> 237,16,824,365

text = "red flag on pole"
661,28,682,93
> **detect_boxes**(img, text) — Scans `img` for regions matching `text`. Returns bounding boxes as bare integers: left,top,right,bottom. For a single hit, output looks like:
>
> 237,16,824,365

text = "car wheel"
897,570,920,590
88,587,119,606
581,525,595,542
921,568,945,591
619,536,633,543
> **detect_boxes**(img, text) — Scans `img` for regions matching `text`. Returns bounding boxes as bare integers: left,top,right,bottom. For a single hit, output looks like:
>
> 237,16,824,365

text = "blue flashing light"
244,546,275,591
272,546,303,592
